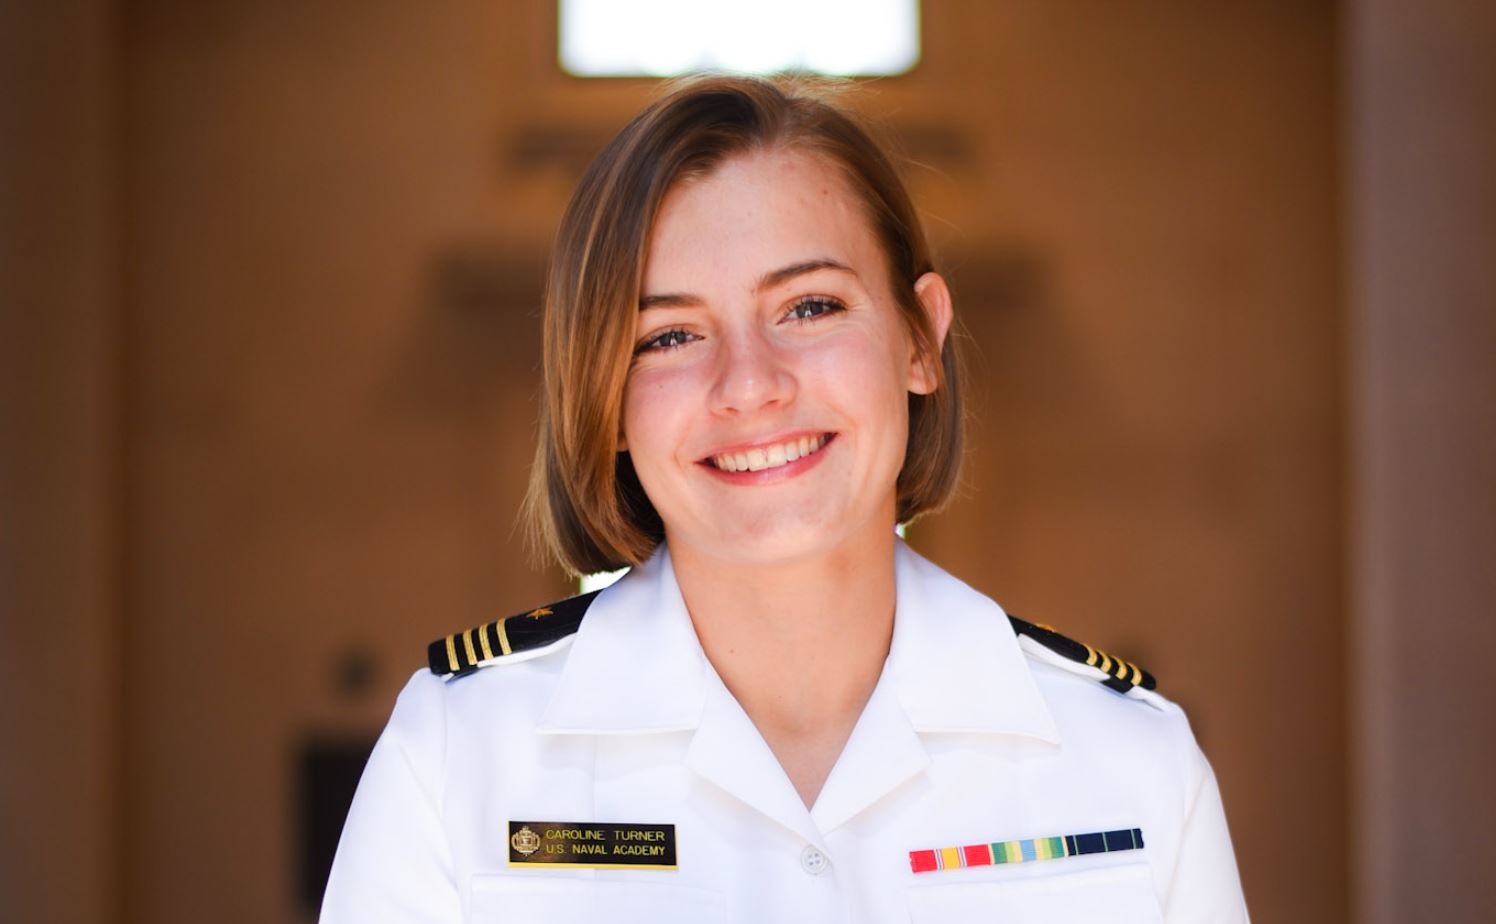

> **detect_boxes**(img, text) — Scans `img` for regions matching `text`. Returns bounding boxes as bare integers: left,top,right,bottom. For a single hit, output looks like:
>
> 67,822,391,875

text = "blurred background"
2,1,1493,921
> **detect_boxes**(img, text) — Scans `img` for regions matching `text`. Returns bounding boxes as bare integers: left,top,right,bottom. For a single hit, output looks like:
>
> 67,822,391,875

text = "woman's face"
622,147,945,568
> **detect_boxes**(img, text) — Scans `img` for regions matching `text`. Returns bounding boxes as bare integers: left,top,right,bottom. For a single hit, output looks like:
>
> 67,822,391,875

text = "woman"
322,75,1249,923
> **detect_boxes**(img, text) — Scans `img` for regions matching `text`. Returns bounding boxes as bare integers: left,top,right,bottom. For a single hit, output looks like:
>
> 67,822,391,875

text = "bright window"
559,0,921,77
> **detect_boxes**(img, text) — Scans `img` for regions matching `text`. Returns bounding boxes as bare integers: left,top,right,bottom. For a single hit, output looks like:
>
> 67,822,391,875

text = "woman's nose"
708,327,796,416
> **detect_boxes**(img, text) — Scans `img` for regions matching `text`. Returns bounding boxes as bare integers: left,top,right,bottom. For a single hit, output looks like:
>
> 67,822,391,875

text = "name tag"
508,821,678,870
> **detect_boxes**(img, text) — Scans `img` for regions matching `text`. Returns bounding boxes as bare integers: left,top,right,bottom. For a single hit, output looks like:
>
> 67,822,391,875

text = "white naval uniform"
321,540,1249,923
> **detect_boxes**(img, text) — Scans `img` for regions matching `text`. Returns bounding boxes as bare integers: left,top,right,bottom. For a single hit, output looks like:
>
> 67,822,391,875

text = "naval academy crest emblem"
509,825,541,856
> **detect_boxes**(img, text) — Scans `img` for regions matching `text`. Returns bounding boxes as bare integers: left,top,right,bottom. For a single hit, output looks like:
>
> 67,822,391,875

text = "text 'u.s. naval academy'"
507,821,678,870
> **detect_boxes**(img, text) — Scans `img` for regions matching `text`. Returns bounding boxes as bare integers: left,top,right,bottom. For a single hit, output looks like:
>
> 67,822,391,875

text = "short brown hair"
526,74,964,575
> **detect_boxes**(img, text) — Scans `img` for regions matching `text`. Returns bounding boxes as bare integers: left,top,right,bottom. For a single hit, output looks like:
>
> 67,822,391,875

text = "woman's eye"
785,296,846,322
635,328,698,354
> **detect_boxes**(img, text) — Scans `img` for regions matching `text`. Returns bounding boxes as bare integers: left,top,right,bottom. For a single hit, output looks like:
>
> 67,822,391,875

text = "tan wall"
118,3,572,920
2,0,1490,922
1347,0,1496,919
0,2,120,922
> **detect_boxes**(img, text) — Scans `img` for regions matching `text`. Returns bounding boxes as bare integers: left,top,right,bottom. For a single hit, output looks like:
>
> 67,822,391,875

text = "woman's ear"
908,272,954,395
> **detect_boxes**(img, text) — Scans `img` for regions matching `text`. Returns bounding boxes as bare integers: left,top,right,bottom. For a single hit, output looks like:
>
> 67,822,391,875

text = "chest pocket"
469,876,725,924
906,862,1165,923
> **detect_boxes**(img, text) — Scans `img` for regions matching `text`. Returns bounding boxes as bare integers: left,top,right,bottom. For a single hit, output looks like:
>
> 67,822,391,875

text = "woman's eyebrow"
638,292,701,310
639,258,856,310
756,258,856,291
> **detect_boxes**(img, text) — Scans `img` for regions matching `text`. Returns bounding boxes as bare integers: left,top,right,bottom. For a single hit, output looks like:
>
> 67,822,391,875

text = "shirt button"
799,845,829,876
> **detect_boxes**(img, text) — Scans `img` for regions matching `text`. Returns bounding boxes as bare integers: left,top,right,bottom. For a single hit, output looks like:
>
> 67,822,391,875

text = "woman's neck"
668,526,898,808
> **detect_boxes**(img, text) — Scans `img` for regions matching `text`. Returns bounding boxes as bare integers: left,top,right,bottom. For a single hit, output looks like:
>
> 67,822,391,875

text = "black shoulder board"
1007,614,1158,695
427,589,602,679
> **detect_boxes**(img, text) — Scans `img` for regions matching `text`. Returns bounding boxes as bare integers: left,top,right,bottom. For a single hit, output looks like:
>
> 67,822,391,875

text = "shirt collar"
536,539,1059,745
886,540,1060,742
536,544,707,734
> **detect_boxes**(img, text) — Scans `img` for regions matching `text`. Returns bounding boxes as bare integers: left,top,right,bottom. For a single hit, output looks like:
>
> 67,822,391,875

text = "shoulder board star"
427,590,601,679
1007,614,1158,696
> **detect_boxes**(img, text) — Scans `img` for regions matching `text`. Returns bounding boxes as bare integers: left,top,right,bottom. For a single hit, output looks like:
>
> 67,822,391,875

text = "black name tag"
507,821,677,869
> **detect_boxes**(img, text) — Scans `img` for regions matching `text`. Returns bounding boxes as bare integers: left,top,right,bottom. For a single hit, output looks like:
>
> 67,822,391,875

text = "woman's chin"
669,511,889,570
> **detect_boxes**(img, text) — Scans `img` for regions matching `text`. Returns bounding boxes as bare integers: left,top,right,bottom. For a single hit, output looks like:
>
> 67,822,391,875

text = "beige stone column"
1347,1,1496,920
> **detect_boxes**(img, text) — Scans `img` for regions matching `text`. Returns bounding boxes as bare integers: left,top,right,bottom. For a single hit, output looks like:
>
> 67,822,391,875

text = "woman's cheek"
798,328,903,395
623,364,701,456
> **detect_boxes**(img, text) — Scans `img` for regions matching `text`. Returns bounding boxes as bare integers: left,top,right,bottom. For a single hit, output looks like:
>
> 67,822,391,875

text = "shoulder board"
1007,614,1158,695
427,589,601,679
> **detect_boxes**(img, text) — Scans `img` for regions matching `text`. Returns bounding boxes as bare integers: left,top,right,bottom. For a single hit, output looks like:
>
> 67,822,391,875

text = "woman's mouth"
706,433,834,473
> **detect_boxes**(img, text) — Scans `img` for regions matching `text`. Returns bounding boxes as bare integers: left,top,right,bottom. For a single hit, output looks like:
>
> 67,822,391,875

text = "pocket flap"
907,862,1165,923
470,876,724,924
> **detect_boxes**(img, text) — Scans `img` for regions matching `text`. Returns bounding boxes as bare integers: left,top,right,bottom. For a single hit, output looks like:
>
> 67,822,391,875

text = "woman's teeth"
711,434,830,473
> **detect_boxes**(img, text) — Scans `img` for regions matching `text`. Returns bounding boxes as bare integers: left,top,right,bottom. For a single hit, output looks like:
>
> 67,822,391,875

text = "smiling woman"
319,76,1250,923
529,77,960,576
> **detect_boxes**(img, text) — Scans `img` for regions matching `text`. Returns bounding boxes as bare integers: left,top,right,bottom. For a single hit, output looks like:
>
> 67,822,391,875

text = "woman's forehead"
642,148,884,292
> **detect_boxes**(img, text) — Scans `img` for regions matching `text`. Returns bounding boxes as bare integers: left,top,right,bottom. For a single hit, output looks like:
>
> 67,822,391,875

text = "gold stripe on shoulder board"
495,617,513,656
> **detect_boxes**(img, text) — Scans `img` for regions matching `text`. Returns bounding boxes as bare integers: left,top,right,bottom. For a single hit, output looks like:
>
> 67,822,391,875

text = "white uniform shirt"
322,541,1249,923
